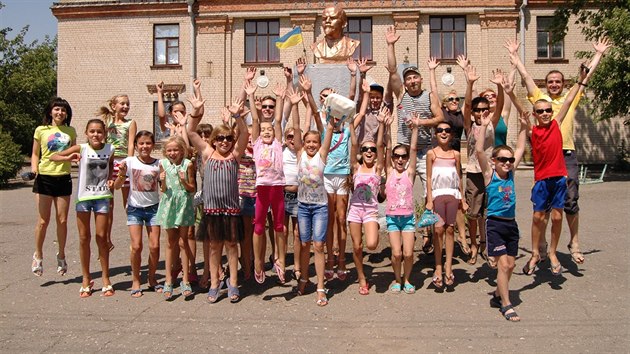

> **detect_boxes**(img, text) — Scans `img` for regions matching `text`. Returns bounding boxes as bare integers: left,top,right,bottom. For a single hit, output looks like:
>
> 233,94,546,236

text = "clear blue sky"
0,0,57,43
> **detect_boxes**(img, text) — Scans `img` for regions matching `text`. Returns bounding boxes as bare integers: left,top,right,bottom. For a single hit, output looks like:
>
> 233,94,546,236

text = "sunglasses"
535,108,553,114
472,107,489,113
483,93,497,99
392,153,409,159
361,146,377,153
285,134,294,139
261,105,275,109
446,97,460,102
216,135,235,142
436,127,452,134
495,156,515,163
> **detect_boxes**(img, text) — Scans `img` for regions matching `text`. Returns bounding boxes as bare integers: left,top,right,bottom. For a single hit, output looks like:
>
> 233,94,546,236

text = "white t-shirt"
124,156,160,208
297,151,327,205
283,147,298,186
77,143,113,202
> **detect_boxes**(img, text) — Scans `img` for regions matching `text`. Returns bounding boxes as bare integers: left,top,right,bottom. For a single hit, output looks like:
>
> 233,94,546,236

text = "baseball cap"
369,83,384,94
402,66,421,78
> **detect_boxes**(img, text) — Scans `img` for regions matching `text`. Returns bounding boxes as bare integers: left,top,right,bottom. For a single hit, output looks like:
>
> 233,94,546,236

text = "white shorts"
324,173,349,195
413,147,429,198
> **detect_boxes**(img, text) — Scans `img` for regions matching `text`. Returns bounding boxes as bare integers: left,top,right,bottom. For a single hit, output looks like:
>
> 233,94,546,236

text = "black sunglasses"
261,105,275,109
216,135,235,142
392,153,409,159
285,134,294,139
472,107,489,113
436,127,452,133
535,108,553,114
361,146,377,153
495,156,515,163
446,97,460,102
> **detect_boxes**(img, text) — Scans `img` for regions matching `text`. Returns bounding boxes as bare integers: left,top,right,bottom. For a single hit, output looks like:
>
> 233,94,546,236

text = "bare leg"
547,208,564,267
349,222,367,287
129,225,144,290
433,225,445,281
76,212,92,288
401,231,415,286
389,231,403,285
147,225,160,287
52,196,70,260
325,193,337,274
313,241,326,302
164,228,180,285
178,226,191,284
335,194,349,262
240,215,254,280
34,194,53,262
444,225,455,279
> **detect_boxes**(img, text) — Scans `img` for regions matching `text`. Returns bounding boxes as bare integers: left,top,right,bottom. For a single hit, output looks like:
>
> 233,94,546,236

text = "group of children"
29,35,607,321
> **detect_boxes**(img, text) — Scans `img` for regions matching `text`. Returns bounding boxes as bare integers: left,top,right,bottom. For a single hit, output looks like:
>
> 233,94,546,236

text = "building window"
430,16,466,60
245,20,280,63
347,17,372,60
154,24,179,65
153,102,170,140
536,17,564,59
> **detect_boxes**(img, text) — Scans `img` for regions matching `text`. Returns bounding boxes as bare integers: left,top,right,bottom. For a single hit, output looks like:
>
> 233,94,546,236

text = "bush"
0,129,24,185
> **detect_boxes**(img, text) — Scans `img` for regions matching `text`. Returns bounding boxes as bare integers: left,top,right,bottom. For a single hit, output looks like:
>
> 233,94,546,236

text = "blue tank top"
486,170,515,218
494,116,508,146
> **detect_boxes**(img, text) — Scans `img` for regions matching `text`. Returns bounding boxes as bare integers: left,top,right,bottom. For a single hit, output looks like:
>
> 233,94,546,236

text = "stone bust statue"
311,5,360,63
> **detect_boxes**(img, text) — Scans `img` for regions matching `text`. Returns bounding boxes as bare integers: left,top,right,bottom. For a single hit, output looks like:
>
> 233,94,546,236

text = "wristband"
578,82,587,87
189,113,202,119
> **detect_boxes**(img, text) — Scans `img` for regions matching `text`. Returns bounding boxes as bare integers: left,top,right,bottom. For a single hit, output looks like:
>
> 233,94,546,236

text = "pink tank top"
349,166,380,208
385,170,414,216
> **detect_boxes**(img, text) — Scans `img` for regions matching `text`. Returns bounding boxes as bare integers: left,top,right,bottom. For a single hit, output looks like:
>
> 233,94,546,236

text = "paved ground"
1,168,628,353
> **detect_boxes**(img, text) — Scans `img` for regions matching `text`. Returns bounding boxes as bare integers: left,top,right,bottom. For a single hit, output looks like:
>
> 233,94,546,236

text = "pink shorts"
253,185,285,235
433,195,458,227
347,204,379,224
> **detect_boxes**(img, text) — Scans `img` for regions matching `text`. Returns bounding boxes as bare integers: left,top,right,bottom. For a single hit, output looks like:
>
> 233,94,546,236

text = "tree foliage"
551,0,630,122
0,2,58,154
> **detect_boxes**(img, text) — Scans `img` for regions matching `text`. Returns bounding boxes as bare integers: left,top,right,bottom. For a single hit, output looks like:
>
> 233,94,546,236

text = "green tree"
0,1,58,154
551,0,630,122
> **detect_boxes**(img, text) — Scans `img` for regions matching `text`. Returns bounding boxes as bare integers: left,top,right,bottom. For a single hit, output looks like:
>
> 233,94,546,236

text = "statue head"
321,5,347,41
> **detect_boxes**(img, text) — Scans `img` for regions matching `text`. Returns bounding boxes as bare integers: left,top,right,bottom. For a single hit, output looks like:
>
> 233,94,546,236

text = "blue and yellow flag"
275,27,303,49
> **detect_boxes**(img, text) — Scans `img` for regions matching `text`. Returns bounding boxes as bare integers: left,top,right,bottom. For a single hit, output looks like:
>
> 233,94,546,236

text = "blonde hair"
161,135,188,158
97,94,129,127
442,90,459,103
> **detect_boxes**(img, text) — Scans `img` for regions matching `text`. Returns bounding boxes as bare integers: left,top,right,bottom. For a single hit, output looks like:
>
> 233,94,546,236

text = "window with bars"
347,17,372,60
536,17,564,59
154,24,179,65
245,19,280,63
429,16,466,60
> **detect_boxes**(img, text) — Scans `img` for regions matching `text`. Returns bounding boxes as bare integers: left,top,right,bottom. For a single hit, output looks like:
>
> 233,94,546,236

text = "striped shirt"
397,90,433,148
203,156,240,215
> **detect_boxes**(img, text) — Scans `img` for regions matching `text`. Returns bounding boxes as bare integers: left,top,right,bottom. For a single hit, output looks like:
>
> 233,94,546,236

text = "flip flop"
550,262,564,276
403,283,416,294
101,285,115,297
56,253,67,276
358,282,370,295
444,273,455,287
274,261,286,284
316,288,329,306
568,244,585,264
456,239,471,255
522,254,540,276
148,284,164,293
432,275,443,288
130,289,143,298
389,282,402,294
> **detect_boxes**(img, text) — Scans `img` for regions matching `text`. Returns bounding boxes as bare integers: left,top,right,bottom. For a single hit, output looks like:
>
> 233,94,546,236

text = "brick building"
52,0,627,162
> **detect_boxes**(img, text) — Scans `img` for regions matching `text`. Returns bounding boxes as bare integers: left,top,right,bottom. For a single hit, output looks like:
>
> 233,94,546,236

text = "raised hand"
288,90,305,105
283,66,293,80
244,66,256,81
361,78,370,92
229,97,244,115
193,78,201,91
579,61,589,82
490,68,505,85
272,82,286,98
427,56,440,70
479,109,492,126
358,57,372,73
254,96,262,111
186,94,206,112
456,55,469,71
385,25,400,44
518,111,531,128
501,73,515,94
377,106,390,123
156,81,164,94
220,107,231,125
465,65,480,83
593,37,612,54
172,111,187,126
504,39,520,55
346,57,357,73
296,57,307,76
299,75,312,92
244,80,257,96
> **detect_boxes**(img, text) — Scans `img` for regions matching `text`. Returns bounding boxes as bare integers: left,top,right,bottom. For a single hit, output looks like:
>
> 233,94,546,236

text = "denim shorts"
386,215,416,232
76,198,110,214
127,204,159,226
297,202,328,243
284,191,298,217
240,196,256,217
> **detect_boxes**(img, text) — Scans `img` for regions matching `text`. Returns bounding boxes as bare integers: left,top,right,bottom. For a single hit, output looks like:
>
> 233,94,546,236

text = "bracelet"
231,113,240,118
189,113,203,119
578,82,587,87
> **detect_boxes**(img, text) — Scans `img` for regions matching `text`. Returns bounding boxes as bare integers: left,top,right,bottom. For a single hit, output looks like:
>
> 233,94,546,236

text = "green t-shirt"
107,119,133,158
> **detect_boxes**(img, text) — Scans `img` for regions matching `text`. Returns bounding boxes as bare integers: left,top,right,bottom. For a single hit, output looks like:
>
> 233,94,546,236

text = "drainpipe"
187,0,196,88
519,0,527,64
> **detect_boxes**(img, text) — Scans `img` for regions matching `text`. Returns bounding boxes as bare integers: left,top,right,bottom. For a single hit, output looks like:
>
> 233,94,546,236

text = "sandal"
254,269,266,284
180,282,193,299
206,287,220,303
487,256,498,269
422,235,434,254
324,259,335,280
226,281,240,303
403,282,416,294
337,257,349,281
358,282,370,295
130,289,143,298
148,284,164,293
522,254,540,276
479,241,487,260
467,244,478,265
296,278,309,296
432,275,443,288
79,280,94,298
274,261,286,284
316,288,329,306
389,282,402,294
550,261,564,276
101,285,115,297
444,273,455,287
32,253,43,277
56,253,67,276
163,283,174,300
500,304,521,322
456,238,471,256
293,269,301,281
568,244,585,264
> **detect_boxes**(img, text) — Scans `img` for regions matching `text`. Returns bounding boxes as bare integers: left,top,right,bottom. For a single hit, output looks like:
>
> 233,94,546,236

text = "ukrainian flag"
275,27,303,49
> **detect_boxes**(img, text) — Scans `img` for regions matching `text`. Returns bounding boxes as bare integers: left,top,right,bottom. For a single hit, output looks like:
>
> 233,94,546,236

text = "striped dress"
201,153,241,241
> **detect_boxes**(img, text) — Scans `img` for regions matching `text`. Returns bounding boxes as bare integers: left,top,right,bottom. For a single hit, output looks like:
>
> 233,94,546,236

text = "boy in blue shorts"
523,65,587,276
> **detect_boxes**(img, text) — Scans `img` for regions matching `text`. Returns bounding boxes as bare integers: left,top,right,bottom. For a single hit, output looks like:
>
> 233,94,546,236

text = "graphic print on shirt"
132,169,158,192
85,155,109,192
47,131,71,152
354,175,380,202
257,145,273,173
498,185,513,205
389,182,409,211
